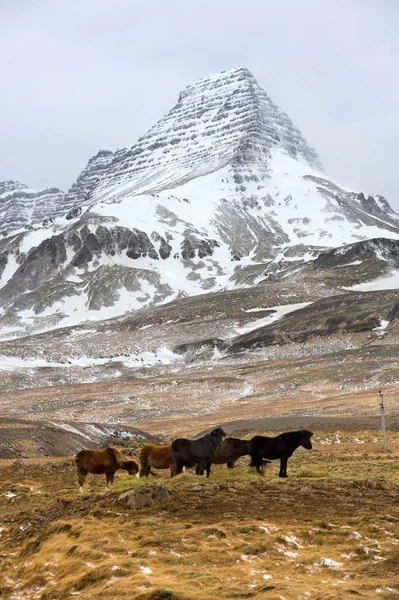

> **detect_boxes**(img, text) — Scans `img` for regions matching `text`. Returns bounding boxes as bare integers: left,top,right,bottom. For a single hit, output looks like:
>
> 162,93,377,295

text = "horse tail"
74,452,87,488
139,445,153,477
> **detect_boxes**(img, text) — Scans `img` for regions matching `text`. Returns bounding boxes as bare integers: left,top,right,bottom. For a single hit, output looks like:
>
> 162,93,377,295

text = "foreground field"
0,429,398,600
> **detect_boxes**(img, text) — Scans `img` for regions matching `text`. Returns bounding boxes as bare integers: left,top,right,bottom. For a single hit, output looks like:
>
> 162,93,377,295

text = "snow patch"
236,302,311,334
316,558,343,569
343,271,399,292
139,565,153,575
0,347,183,372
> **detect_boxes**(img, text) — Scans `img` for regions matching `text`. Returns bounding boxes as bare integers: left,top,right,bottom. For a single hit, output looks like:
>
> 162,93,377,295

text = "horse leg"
173,455,184,476
169,461,175,478
205,460,212,478
196,460,205,476
279,458,288,478
249,451,264,475
227,461,235,469
77,467,88,493
105,469,115,488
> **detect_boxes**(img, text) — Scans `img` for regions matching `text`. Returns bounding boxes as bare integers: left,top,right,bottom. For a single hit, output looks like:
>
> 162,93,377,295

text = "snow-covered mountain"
1,66,399,333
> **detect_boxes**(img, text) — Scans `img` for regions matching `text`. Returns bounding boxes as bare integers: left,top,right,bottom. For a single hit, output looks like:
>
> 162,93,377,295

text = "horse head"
300,430,313,450
125,460,139,475
210,427,227,448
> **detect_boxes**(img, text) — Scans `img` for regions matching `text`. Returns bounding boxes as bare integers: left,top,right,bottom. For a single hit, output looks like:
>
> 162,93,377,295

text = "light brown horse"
74,447,139,492
139,444,175,478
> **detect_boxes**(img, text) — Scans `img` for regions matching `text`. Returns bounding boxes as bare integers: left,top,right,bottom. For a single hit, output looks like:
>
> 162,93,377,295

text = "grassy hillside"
0,430,398,599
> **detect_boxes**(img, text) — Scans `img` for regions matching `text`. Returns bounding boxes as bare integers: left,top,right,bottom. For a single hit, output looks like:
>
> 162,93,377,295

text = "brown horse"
212,437,252,468
74,447,139,492
139,444,175,478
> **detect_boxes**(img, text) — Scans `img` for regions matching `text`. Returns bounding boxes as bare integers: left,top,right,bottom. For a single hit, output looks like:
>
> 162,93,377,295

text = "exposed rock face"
181,236,220,260
118,484,170,509
0,221,176,314
0,180,65,233
312,238,399,269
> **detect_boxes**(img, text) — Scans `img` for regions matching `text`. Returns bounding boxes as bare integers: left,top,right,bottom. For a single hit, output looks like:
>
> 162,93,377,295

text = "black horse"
171,427,226,477
249,430,313,477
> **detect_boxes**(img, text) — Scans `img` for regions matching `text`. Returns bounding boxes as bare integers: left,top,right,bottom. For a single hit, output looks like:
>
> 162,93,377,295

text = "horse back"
213,437,249,464
75,447,118,474
172,434,219,465
249,435,286,460
140,444,173,469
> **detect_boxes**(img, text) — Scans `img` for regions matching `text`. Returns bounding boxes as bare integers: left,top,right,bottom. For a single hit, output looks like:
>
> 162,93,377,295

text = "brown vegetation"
0,429,398,599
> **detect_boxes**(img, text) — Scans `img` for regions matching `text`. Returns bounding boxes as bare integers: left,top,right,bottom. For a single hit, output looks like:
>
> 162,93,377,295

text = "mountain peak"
91,66,323,203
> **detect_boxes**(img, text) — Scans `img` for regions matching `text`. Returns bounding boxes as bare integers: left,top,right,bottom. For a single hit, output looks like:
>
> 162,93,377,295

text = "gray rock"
118,484,170,509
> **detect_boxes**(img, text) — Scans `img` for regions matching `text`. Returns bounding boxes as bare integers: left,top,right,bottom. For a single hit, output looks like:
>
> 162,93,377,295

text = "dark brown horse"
74,447,139,492
171,427,226,477
139,444,175,478
249,430,313,477
212,437,251,468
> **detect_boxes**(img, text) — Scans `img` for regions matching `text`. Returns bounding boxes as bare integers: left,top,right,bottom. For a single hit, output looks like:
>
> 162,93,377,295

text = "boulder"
118,484,170,510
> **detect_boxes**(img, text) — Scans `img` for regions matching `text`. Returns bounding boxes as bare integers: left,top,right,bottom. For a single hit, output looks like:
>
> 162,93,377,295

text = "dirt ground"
0,429,398,600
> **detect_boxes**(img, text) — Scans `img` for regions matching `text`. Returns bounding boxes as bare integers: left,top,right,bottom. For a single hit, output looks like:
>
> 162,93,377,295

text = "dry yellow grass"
0,430,398,599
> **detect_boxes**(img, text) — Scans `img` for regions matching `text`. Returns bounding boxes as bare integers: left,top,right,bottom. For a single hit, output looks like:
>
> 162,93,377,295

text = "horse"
171,427,226,477
212,437,252,468
74,446,139,492
248,430,313,477
139,444,175,478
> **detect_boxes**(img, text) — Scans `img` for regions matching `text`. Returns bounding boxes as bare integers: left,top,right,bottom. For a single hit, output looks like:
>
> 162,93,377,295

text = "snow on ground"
0,253,19,292
19,227,54,254
236,302,311,335
316,558,343,569
343,270,399,292
0,347,183,372
373,320,390,332
335,260,362,267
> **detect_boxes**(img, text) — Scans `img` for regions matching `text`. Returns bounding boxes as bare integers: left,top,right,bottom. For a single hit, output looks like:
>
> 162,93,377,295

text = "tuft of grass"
136,590,186,600
73,566,112,591
9,484,30,495
0,585,13,598
237,526,256,534
201,527,226,538
66,544,79,556
21,523,75,557
241,544,267,555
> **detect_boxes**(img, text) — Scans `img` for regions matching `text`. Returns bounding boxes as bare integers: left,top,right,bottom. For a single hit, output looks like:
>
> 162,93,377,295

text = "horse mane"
108,446,132,466
279,430,313,439
301,430,313,438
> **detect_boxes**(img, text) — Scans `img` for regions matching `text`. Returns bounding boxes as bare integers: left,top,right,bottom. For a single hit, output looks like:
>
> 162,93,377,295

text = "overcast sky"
1,0,398,207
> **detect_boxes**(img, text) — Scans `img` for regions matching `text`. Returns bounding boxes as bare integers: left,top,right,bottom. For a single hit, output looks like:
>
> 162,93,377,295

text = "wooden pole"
379,390,387,451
